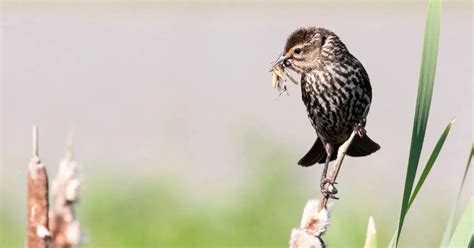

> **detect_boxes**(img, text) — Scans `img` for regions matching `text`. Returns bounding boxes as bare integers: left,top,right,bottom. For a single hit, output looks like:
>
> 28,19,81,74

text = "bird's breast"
301,63,371,143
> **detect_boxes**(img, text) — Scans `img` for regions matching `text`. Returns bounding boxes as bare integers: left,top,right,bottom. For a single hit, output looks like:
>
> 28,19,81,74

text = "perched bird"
273,27,380,196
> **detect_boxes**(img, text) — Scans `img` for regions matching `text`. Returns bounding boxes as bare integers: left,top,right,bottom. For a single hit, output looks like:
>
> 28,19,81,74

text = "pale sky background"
1,1,472,246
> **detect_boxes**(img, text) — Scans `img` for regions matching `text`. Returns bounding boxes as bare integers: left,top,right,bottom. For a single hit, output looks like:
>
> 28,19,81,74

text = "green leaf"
363,216,377,248
440,145,473,246
388,119,453,248
449,198,473,247
407,119,455,208
396,0,441,245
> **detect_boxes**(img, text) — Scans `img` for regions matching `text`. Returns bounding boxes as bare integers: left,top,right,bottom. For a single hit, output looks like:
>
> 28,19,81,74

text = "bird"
273,27,380,196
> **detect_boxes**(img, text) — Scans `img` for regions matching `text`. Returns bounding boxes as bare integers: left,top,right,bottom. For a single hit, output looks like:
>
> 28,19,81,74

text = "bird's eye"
294,48,302,54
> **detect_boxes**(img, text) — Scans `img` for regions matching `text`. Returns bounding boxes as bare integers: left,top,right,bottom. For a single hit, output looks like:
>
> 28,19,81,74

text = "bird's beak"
275,55,287,66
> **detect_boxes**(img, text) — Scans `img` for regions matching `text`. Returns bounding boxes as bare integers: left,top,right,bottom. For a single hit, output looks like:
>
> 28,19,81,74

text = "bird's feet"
355,122,367,137
320,178,339,199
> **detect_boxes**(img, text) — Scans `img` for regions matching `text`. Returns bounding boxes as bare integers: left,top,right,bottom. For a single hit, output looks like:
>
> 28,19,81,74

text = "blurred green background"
0,136,400,247
1,1,472,247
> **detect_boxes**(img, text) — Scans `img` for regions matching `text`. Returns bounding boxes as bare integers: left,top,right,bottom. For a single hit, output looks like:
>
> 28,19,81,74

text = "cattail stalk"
290,128,359,248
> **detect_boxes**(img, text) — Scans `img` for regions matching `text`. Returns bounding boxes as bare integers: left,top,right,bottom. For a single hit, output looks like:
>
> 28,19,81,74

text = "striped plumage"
301,53,371,144
277,27,380,167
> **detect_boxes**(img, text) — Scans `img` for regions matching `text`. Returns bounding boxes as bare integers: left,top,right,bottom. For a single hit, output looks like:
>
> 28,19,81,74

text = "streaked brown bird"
274,27,380,196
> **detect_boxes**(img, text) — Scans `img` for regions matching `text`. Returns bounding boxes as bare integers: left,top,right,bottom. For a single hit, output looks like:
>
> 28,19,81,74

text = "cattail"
27,126,50,248
290,200,329,248
49,130,82,248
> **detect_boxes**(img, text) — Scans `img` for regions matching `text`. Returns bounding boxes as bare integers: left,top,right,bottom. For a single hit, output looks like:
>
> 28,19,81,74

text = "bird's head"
275,27,347,73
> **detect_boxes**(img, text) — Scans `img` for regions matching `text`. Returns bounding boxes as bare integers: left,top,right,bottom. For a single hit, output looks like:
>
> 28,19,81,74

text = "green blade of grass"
387,119,453,248
396,0,441,245
407,119,454,208
440,145,473,246
448,198,473,247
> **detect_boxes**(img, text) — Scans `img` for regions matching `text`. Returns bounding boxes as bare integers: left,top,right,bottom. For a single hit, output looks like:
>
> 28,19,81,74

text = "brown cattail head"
27,126,50,248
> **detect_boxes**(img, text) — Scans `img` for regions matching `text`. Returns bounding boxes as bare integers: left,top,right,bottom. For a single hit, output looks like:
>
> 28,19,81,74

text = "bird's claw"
328,194,339,200
355,122,367,137
320,178,338,199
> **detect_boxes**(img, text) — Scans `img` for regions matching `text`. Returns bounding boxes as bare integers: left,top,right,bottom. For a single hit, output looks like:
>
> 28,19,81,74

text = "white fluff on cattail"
289,199,330,248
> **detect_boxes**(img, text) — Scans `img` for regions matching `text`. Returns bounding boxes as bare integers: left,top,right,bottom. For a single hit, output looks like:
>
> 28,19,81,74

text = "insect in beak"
270,54,299,93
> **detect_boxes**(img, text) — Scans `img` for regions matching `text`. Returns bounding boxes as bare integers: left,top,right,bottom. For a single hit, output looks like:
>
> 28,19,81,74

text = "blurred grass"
0,129,458,247
0,132,450,247
74,138,370,247
0,205,23,247
448,198,473,247
0,136,376,248
77,147,306,248
441,145,473,246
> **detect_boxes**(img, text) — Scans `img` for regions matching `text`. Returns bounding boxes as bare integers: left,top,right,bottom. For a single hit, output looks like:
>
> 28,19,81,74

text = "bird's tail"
297,135,380,167
298,138,328,167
